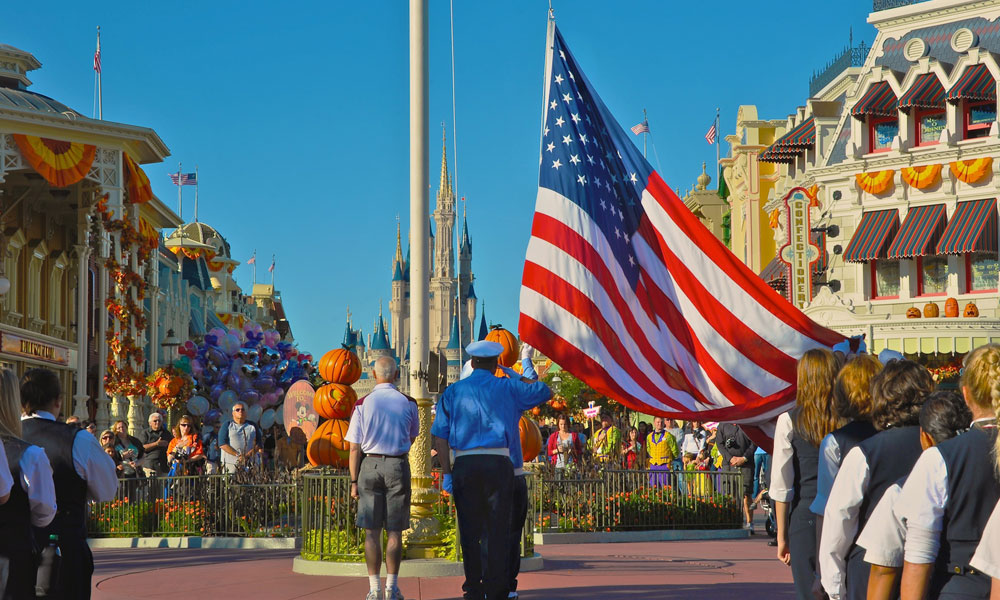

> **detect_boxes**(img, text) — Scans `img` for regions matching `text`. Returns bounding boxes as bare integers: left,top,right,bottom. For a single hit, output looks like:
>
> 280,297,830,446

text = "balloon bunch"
176,322,316,432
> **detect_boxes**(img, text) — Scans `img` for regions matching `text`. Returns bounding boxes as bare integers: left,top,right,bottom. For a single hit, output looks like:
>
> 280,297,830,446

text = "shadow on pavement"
515,583,795,599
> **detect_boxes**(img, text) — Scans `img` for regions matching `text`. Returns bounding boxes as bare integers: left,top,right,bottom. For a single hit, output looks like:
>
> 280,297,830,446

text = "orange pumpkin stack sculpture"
519,416,543,462
485,325,519,368
307,347,362,467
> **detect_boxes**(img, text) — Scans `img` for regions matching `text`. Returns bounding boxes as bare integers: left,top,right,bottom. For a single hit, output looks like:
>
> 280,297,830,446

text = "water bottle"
35,534,60,597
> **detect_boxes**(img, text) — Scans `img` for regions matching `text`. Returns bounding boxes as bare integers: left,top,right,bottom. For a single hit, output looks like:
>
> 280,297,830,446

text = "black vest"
790,430,819,511
856,426,923,533
20,418,88,539
0,436,32,553
932,426,1000,598
829,420,877,466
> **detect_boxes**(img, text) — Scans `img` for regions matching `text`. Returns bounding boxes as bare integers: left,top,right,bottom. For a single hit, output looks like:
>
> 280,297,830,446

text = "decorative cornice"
0,107,169,161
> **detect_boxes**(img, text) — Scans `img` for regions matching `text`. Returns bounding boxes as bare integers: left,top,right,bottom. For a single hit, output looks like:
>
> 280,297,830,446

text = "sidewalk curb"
88,537,299,550
533,528,749,545
291,553,544,577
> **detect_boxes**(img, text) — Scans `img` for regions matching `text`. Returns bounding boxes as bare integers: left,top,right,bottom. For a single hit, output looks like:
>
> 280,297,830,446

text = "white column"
96,228,110,430
72,243,92,420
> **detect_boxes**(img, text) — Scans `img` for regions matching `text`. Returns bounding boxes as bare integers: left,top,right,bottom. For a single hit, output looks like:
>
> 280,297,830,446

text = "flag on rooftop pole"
518,20,845,448
269,255,275,285
705,121,717,145
630,121,649,135
168,172,197,186
93,26,102,120
247,250,257,284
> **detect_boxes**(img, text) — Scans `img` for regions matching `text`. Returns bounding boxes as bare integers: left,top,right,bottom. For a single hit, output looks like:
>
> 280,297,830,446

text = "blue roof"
189,307,206,337
875,16,1000,74
446,311,461,349
478,309,488,341
392,260,403,281
181,256,212,291
371,314,391,350
466,281,477,300
461,218,471,252
0,87,83,118
403,245,410,281
343,321,357,349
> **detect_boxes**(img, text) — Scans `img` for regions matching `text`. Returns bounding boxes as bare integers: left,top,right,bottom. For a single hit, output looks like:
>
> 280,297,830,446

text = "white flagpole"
252,249,257,285
96,26,102,120
715,107,721,173
194,166,199,222
270,255,275,286
643,108,648,159
177,162,183,223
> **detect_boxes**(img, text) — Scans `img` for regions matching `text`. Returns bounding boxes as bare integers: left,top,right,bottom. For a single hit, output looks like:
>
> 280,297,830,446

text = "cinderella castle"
345,131,487,394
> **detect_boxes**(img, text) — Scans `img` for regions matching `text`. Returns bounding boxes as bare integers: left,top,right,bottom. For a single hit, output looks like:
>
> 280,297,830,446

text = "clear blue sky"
2,1,875,357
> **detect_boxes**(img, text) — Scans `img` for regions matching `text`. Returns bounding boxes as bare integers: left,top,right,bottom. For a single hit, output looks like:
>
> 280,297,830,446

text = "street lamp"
160,329,180,365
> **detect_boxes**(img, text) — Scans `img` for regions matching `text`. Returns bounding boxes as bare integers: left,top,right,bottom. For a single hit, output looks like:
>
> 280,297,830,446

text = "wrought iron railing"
531,468,743,532
873,0,931,12
809,41,870,97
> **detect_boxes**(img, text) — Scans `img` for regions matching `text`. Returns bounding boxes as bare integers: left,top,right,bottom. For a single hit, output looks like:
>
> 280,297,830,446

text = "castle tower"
369,301,393,366
443,307,462,384
477,302,488,341
429,128,457,349
389,221,409,359
458,208,476,352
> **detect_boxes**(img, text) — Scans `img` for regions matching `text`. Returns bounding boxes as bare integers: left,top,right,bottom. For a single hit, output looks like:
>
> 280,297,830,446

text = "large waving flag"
519,23,845,433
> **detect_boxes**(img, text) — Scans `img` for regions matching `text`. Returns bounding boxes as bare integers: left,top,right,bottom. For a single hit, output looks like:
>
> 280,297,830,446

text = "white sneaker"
385,588,404,600
366,591,381,600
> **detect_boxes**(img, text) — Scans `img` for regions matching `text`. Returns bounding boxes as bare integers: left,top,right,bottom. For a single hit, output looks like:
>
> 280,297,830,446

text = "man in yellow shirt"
590,413,621,465
646,417,679,487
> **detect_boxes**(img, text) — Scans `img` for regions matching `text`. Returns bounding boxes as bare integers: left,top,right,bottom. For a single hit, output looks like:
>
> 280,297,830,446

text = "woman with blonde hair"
770,348,842,599
0,368,56,598
899,344,1000,599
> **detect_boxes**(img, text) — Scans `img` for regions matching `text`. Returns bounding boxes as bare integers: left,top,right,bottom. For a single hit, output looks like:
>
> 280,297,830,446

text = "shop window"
917,255,948,296
870,117,898,152
871,259,900,299
914,109,945,146
966,251,999,292
964,101,996,140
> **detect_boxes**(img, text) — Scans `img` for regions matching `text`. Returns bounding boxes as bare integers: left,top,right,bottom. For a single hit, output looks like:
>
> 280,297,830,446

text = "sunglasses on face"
179,423,191,428
233,408,244,412
101,435,111,440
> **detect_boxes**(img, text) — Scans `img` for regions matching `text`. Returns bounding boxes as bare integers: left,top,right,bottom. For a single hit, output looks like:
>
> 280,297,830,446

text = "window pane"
919,113,946,143
921,255,948,295
873,120,898,150
969,104,996,125
876,260,900,297
970,252,999,291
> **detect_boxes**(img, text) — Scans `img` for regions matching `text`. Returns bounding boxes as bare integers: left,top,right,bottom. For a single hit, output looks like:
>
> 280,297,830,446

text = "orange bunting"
123,153,153,204
137,218,159,247
206,259,228,272
901,164,942,189
169,247,216,261
768,209,780,229
949,157,993,184
13,134,96,188
855,170,894,195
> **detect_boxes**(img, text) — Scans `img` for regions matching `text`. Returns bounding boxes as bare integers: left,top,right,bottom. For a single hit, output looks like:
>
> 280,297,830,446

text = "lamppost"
160,329,179,366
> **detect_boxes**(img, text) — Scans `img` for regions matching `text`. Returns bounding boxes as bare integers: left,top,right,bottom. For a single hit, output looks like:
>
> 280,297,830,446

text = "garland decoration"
856,170,895,195
901,164,942,189
147,365,194,410
949,157,993,184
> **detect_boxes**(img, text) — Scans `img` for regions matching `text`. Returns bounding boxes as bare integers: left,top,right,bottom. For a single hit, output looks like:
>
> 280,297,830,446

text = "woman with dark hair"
546,414,582,475
819,359,933,600
770,348,842,599
857,391,971,600
900,345,1000,599
112,420,144,479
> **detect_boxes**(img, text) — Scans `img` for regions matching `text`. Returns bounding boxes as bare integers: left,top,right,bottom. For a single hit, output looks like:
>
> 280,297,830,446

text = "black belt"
946,563,983,576
367,453,407,459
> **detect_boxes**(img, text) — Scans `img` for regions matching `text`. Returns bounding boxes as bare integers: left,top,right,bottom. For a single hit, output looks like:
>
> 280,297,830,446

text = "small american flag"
520,25,844,449
268,257,275,273
168,172,197,186
705,122,717,145
246,253,256,265
630,121,649,135
93,36,101,74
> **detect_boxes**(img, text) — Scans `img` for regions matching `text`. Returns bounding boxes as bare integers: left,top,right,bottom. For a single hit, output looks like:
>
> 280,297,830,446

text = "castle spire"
439,125,451,200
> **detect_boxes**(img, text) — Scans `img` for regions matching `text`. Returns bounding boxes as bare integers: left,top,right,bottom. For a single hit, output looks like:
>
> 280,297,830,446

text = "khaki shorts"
356,456,411,531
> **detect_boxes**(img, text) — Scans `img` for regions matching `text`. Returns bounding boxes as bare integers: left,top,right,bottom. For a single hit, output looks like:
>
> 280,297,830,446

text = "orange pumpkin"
945,297,959,318
519,416,543,462
530,406,541,416
485,326,519,368
159,377,182,397
314,383,357,420
924,302,939,318
906,307,921,319
306,418,351,467
964,302,980,317
318,348,362,384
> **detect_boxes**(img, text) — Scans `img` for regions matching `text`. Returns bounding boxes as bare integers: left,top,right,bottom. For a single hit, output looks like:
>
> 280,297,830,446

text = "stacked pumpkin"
487,325,543,462
306,347,362,468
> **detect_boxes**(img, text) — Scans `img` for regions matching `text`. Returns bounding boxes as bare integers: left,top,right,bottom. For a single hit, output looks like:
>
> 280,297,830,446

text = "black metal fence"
531,468,744,532
809,41,870,97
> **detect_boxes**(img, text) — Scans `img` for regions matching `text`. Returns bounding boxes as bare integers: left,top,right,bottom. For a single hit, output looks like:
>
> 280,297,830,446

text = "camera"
724,438,738,450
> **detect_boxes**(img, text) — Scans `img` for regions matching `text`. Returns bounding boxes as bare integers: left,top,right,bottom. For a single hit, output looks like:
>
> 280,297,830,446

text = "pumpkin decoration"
318,347,362,384
906,307,922,319
945,297,959,318
485,325,519,368
314,383,357,420
519,416,543,462
964,302,980,317
306,418,351,467
924,302,940,318
530,406,541,416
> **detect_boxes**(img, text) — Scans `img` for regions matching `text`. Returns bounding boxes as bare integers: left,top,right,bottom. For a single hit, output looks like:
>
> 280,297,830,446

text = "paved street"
92,536,794,599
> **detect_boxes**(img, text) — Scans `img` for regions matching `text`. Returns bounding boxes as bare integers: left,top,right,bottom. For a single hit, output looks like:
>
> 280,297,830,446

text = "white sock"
369,575,380,592
386,574,398,591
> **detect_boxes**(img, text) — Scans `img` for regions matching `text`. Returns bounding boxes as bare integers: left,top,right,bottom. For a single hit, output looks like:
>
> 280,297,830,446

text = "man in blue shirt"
432,341,550,600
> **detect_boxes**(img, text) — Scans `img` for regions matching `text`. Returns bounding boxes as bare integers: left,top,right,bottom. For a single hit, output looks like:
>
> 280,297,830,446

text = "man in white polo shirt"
347,355,419,600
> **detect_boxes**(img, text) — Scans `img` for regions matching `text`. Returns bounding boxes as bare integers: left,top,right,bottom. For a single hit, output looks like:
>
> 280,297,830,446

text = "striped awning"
851,81,898,119
189,307,206,337
887,204,947,259
899,73,946,111
843,209,900,262
811,231,829,274
759,117,815,164
758,257,789,297
936,198,998,255
948,63,996,102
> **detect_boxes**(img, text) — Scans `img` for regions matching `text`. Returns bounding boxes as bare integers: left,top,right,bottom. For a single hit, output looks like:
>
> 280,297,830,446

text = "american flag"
168,172,197,186
268,257,275,273
93,36,101,74
246,253,256,265
630,120,649,135
519,25,844,443
705,122,717,145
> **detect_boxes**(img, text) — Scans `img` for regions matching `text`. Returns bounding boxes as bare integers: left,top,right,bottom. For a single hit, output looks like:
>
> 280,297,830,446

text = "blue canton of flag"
169,172,198,186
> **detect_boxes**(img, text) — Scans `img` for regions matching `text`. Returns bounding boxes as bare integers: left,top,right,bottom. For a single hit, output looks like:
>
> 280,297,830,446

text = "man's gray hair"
373,356,397,381
232,400,248,411
148,413,162,423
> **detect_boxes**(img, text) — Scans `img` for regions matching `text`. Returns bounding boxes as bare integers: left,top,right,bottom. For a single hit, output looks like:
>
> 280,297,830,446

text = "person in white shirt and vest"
346,356,419,600
899,344,1000,599
20,368,117,600
219,401,262,474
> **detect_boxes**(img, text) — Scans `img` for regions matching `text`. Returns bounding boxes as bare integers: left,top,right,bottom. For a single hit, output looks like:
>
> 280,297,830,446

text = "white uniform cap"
466,340,504,358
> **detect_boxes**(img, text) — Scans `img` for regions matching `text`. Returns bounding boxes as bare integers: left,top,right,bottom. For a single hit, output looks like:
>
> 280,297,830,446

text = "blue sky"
3,1,875,357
